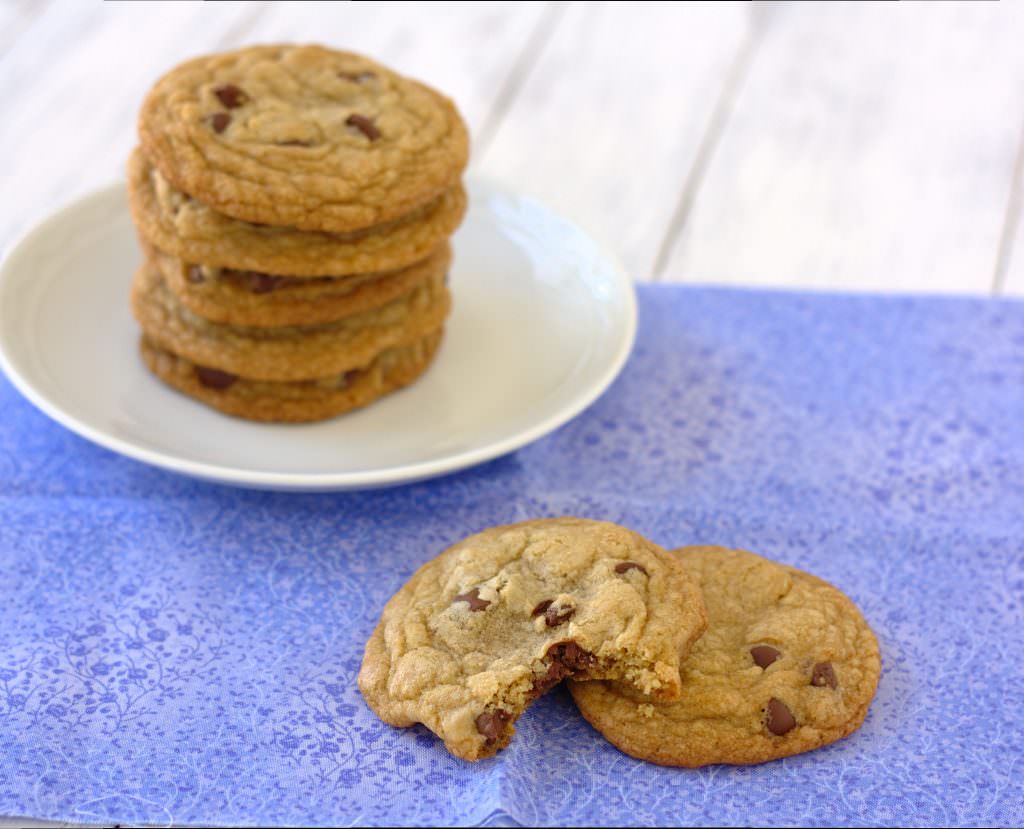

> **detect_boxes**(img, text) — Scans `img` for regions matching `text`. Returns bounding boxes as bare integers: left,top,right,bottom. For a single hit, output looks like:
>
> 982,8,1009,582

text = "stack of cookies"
358,518,881,766
127,45,469,422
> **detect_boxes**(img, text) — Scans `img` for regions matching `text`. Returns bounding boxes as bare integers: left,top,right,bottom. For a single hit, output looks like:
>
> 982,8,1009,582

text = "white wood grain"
1001,254,1024,297
999,118,1024,297
475,0,751,281
0,1,546,254
0,0,50,57
660,1,1024,294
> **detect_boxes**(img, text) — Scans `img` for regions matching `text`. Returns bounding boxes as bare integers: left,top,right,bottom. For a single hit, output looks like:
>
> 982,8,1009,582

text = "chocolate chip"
195,366,237,390
545,641,595,672
475,709,511,742
186,265,205,284
222,269,287,294
214,84,247,109
811,662,838,689
210,112,231,134
750,645,781,669
614,561,648,576
530,659,570,696
452,587,490,612
532,640,596,695
251,274,286,293
346,113,380,141
531,599,553,617
544,604,575,627
250,274,285,293
338,70,376,82
766,698,796,736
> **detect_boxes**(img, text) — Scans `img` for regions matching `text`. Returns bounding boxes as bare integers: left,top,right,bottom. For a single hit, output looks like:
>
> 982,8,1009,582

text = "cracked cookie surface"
127,147,466,276
357,518,707,761
569,546,881,767
138,45,469,232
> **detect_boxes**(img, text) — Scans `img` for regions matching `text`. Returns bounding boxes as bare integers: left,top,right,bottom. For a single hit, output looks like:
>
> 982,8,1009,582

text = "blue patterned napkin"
1,285,1022,827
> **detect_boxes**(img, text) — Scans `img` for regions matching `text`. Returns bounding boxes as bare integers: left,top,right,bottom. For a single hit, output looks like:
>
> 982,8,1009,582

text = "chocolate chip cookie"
358,519,707,762
140,329,443,422
131,260,450,381
147,238,450,327
127,147,467,276
569,546,881,767
138,45,470,232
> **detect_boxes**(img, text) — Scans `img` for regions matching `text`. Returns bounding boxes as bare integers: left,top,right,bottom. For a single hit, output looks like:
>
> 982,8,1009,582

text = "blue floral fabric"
0,285,1022,827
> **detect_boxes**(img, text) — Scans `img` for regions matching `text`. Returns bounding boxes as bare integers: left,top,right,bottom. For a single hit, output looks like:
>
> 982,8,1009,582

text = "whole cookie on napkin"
139,44,469,232
358,518,707,761
570,546,880,767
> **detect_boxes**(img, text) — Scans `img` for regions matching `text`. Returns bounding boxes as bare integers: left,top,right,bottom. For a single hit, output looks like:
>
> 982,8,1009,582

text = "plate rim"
0,176,637,491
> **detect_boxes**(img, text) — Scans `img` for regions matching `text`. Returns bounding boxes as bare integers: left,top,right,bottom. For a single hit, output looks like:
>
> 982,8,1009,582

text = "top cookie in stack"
127,44,469,422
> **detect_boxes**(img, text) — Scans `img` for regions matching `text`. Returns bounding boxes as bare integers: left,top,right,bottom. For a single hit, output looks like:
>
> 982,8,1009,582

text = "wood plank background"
2,0,1024,297
0,3,1022,826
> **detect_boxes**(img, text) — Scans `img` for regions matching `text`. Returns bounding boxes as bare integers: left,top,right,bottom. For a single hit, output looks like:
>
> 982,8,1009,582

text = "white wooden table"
3,0,1024,298
1,1,1023,826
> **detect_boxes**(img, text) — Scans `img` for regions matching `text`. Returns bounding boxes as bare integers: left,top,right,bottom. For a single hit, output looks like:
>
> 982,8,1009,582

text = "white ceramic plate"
0,178,635,491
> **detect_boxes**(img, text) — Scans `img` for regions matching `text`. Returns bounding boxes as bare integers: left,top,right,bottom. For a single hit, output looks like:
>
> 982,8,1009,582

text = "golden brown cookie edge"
139,329,444,423
568,545,881,767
